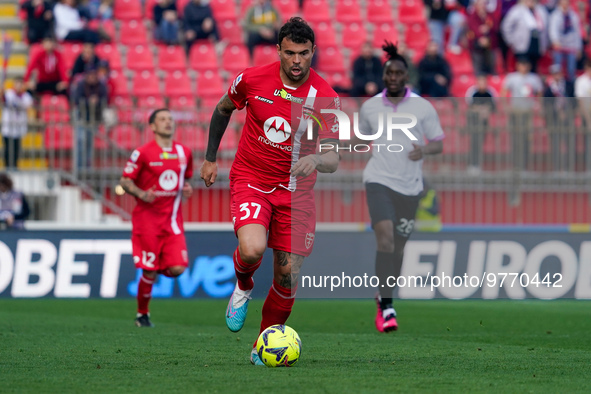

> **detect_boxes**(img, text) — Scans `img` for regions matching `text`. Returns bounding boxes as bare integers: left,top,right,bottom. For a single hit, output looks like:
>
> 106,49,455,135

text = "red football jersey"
123,140,193,235
227,61,341,191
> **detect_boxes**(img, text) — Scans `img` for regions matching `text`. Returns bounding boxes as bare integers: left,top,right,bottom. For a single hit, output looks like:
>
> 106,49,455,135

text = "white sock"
383,308,396,319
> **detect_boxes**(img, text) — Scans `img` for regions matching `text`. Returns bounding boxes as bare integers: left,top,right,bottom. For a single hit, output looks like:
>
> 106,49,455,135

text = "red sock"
234,247,261,291
257,280,297,340
137,272,154,315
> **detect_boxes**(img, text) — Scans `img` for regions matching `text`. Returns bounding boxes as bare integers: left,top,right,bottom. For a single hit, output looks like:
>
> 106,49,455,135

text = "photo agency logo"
306,109,419,153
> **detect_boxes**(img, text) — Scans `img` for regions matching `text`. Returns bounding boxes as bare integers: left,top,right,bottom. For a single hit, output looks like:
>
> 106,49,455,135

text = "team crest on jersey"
230,73,243,95
273,88,304,104
305,233,315,249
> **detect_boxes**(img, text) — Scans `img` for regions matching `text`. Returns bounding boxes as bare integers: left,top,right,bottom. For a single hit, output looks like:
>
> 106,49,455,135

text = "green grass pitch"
1,299,590,393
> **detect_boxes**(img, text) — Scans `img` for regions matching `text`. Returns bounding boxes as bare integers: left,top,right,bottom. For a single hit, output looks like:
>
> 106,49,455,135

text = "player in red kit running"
200,17,341,365
120,109,194,327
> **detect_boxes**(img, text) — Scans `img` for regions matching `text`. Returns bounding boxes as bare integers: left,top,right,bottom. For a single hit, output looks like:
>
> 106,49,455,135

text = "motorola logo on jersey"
159,170,178,191
263,116,292,143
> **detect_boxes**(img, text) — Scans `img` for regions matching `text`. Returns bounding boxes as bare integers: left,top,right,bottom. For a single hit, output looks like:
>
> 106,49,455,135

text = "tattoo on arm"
206,94,236,162
120,177,145,200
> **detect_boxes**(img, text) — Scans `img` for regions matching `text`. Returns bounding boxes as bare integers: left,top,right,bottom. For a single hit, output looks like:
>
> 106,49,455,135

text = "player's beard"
285,65,307,83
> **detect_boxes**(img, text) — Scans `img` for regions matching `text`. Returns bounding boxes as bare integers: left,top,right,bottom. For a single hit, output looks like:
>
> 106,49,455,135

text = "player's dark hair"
148,108,170,125
382,41,408,69
0,172,13,191
278,17,315,48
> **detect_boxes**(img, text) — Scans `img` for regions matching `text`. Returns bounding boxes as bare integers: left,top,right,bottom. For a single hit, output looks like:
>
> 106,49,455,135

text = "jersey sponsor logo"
159,152,178,160
159,169,179,191
255,95,274,104
130,150,140,163
305,233,315,249
149,162,163,166
230,73,243,95
263,116,292,143
273,88,304,104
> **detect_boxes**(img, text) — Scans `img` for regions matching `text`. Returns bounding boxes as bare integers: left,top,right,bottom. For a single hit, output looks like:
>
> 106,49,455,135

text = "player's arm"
119,177,156,203
291,138,339,177
200,93,237,187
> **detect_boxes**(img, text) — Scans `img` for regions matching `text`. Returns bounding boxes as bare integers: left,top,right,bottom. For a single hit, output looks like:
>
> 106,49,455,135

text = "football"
256,325,302,367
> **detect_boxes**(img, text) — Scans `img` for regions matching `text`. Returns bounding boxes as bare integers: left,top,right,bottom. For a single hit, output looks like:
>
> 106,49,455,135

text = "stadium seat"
158,45,187,71
93,126,109,150
398,0,427,24
41,94,69,111
323,72,352,91
169,96,199,124
367,0,393,23
164,71,193,97
110,125,144,150
317,46,346,73
113,0,143,20
198,95,221,123
341,23,368,50
132,71,161,97
222,44,250,75
487,74,504,96
209,0,237,21
404,22,430,53
169,95,197,109
372,23,399,49
302,0,331,23
240,0,254,15
445,49,474,75
44,124,73,150
176,0,190,17
175,125,203,150
119,20,149,46
196,70,225,98
272,0,299,22
126,45,155,71
96,44,122,71
137,95,166,109
144,0,158,20
189,41,218,72
112,96,134,123
218,19,243,44
60,43,82,72
88,19,116,41
451,74,477,97
335,0,362,24
313,22,338,48
110,71,131,97
253,45,278,67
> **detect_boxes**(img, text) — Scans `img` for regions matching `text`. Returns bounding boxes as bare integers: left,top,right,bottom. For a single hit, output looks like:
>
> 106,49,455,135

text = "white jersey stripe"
170,144,186,235
289,85,318,191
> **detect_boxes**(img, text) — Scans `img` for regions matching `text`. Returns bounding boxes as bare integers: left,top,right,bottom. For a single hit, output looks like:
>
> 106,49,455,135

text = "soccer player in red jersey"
200,17,341,364
120,109,194,327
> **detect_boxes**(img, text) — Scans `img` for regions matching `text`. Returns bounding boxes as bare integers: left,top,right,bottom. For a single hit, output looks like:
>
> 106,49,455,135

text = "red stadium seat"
302,0,331,23
398,0,427,24
110,125,144,150
132,71,161,97
272,0,299,22
88,19,116,41
445,49,474,75
110,71,131,97
175,125,203,150
240,0,254,15
335,0,362,24
112,96,134,123
313,22,338,47
341,23,368,50
487,74,504,96
253,45,277,67
317,46,346,73
158,45,187,71
218,19,244,44
169,95,197,109
119,20,149,46
367,0,393,23
144,0,157,20
177,0,191,17
44,124,73,150
126,45,155,71
96,44,122,71
197,70,225,98
210,0,237,21
169,96,199,124
137,95,166,108
41,94,69,111
189,41,218,72
404,22,430,53
372,23,399,48
451,74,476,97
113,0,143,20
164,71,193,97
60,43,82,72
222,44,250,75
323,72,352,91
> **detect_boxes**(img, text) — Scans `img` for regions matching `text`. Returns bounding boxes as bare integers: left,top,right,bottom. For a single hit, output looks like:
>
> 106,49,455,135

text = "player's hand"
408,144,424,161
140,186,157,203
200,160,218,187
182,182,193,199
291,155,321,178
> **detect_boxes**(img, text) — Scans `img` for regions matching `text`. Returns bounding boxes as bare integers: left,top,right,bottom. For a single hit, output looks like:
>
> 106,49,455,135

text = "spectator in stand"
543,63,575,172
21,0,53,44
497,0,517,72
97,60,115,105
397,42,419,91
351,42,383,97
243,0,281,55
53,0,102,44
446,0,470,54
575,59,591,170
154,0,179,46
424,0,451,53
465,75,496,174
418,41,452,97
183,0,219,50
500,56,543,170
1,78,34,169
501,0,548,73
70,43,101,85
467,0,499,75
548,0,582,82
81,0,113,20
72,66,107,168
0,173,30,230
24,36,68,96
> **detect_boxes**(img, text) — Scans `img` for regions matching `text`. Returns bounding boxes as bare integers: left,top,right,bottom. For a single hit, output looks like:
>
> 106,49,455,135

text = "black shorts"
365,182,421,238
